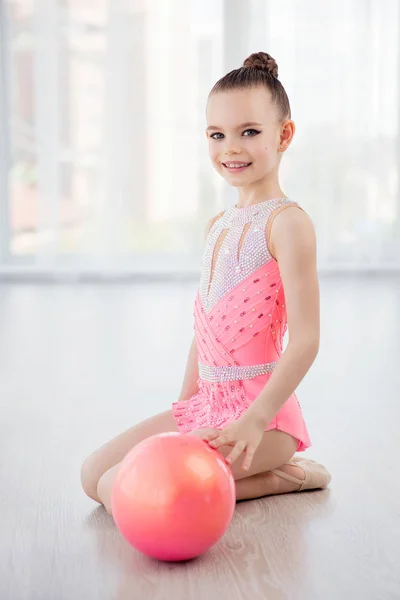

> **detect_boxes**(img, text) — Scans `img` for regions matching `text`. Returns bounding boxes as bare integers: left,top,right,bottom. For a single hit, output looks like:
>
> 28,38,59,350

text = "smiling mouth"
222,162,252,170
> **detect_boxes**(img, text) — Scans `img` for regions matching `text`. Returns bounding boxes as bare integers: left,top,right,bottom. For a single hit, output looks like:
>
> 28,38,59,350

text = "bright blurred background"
1,0,399,278
1,5,400,596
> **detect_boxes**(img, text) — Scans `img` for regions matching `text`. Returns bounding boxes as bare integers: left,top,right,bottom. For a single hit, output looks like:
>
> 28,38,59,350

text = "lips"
222,161,252,173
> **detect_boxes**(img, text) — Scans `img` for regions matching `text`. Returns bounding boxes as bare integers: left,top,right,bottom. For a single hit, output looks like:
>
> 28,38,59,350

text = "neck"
236,176,285,208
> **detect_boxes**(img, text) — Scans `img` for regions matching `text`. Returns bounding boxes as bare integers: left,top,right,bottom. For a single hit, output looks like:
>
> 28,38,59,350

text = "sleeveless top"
172,196,308,435
199,197,296,315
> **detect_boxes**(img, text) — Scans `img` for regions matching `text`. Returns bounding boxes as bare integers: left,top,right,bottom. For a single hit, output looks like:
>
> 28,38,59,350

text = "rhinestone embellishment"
198,361,277,382
199,197,295,314
183,196,297,434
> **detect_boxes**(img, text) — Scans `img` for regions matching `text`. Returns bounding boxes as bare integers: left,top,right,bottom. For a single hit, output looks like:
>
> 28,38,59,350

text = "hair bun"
243,52,278,78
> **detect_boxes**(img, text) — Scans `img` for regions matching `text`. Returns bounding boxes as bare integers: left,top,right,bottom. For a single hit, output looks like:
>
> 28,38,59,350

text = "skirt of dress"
171,374,311,452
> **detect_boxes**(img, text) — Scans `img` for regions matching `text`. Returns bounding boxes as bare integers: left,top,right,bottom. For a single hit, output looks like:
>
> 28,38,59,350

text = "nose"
223,145,241,157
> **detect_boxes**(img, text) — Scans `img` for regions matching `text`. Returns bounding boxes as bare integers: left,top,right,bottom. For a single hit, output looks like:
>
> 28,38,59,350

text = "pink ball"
111,432,236,561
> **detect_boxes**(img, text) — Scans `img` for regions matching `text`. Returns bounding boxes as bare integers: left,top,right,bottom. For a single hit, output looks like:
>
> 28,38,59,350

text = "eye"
210,132,224,140
243,129,261,137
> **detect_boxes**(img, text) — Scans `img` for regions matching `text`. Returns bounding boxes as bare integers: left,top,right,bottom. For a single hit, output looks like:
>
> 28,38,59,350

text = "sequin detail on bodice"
199,197,296,314
171,196,311,448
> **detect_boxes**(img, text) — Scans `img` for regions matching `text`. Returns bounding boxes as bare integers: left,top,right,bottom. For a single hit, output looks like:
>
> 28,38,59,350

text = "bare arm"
177,336,200,402
250,206,320,424
177,210,225,402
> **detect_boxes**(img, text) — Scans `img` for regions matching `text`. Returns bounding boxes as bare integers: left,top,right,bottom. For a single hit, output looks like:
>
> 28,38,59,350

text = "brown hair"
209,52,291,122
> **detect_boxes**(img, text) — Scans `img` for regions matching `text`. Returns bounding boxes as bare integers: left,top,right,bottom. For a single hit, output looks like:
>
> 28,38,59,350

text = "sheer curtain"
1,0,399,276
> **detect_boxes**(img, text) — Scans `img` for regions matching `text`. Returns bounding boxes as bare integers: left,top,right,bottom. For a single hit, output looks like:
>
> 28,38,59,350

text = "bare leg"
96,463,121,514
81,409,178,504
87,423,330,515
235,466,306,501
95,429,302,515
192,429,329,501
199,429,309,502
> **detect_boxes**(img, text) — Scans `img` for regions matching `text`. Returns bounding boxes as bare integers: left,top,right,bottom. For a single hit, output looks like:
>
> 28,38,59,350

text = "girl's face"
206,87,292,187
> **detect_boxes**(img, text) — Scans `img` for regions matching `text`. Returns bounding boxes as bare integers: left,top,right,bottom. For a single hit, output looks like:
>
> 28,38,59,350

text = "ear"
278,120,295,152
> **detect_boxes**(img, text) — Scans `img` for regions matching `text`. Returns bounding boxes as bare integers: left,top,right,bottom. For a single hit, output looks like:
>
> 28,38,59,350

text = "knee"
97,468,116,515
80,454,102,503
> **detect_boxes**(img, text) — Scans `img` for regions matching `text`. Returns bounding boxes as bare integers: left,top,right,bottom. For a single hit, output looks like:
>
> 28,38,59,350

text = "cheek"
248,134,270,157
208,142,221,165
262,136,279,159
251,142,274,165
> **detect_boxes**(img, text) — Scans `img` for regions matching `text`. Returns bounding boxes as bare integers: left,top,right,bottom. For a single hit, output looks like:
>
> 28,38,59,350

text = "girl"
81,51,331,515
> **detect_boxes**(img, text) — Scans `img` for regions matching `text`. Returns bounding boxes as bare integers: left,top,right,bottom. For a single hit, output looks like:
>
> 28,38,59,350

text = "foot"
270,458,331,493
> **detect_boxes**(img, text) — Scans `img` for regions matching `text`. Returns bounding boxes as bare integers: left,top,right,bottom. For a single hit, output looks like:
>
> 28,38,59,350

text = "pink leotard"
172,197,311,451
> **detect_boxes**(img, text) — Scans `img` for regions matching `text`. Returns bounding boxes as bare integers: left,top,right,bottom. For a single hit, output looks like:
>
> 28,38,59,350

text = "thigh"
191,428,298,481
82,409,179,485
229,430,298,480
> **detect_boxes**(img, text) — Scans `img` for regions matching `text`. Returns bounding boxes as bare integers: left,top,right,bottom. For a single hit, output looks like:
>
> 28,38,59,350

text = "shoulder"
204,210,226,241
267,203,316,261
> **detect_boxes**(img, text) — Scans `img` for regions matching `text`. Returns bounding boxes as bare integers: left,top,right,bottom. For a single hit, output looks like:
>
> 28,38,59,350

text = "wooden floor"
0,273,399,600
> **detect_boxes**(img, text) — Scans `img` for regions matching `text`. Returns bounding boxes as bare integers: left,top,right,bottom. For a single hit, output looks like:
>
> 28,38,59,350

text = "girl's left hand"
200,410,267,471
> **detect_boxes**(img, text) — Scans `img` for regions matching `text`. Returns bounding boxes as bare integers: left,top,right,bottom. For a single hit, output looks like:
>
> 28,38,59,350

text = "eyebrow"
206,121,264,132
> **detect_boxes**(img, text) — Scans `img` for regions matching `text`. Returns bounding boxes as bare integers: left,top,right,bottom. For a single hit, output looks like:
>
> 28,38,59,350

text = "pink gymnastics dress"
172,197,311,452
